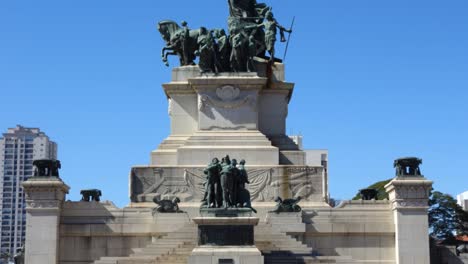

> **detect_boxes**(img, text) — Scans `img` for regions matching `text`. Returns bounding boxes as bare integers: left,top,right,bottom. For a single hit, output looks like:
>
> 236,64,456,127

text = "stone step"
147,241,195,247
95,256,157,264
255,225,315,256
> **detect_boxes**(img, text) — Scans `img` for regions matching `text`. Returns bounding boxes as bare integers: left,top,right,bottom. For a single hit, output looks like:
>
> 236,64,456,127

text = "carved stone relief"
216,86,240,101
390,183,431,209
26,200,61,209
131,166,323,203
198,94,256,112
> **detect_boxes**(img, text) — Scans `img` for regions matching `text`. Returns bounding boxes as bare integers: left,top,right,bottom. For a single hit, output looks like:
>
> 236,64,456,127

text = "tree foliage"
428,191,468,244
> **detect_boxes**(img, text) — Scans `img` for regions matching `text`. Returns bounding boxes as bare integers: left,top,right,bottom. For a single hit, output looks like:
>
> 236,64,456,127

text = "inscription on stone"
198,225,254,246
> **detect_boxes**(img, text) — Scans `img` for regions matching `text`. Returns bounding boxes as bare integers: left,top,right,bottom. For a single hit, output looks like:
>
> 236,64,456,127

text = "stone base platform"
190,209,263,264
265,211,305,234
189,246,264,264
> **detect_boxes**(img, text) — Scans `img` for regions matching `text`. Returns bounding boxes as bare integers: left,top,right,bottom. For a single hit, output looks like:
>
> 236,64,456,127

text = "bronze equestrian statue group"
157,0,292,73
201,155,256,213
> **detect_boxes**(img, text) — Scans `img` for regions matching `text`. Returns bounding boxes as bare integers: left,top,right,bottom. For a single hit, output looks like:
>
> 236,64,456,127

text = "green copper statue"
214,29,231,72
158,20,200,66
201,156,256,213
157,0,293,71
202,158,223,208
259,10,292,62
196,27,217,73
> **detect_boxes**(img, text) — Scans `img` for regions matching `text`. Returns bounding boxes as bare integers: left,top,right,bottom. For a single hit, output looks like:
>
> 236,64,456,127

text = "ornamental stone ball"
394,157,423,177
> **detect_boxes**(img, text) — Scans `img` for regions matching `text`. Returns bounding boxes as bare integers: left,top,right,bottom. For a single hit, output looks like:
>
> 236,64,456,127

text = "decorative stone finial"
32,159,61,177
394,157,423,177
359,189,378,200
80,189,102,202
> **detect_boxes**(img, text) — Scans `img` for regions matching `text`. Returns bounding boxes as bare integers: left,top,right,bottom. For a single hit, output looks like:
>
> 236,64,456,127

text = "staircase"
94,223,197,264
256,223,357,264
94,221,356,264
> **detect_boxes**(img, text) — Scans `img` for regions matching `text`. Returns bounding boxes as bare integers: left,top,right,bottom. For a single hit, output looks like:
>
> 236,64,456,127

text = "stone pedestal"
265,211,305,234
150,65,302,167
189,209,263,264
385,177,433,264
22,177,69,264
152,212,190,234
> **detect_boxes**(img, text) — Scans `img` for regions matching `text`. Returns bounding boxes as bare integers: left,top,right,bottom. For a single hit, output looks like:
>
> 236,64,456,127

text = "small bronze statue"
258,10,292,62
201,156,256,213
220,156,235,208
394,157,423,177
359,189,378,200
270,196,302,213
158,20,200,66
153,197,182,213
80,189,102,202
202,158,223,208
213,29,231,72
230,32,248,72
196,27,217,73
33,159,61,177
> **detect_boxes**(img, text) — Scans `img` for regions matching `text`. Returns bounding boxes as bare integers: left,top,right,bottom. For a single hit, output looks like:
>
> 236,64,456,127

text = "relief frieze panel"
130,166,324,203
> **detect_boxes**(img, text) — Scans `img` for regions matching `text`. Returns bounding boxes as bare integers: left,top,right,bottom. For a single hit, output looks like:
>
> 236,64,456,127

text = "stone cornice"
23,178,70,194
385,177,433,210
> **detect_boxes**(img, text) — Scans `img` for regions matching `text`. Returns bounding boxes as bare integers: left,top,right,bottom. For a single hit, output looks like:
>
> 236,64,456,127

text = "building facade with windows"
0,125,57,255
458,191,468,211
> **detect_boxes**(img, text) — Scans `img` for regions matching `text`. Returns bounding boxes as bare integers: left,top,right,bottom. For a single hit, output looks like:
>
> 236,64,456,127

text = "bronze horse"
158,20,200,66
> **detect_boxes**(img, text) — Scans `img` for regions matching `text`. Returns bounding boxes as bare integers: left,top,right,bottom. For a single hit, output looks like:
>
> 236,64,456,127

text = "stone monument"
131,1,326,207
21,1,435,264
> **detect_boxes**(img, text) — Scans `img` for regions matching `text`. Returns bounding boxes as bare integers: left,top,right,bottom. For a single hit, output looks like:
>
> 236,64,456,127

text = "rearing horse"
158,20,200,67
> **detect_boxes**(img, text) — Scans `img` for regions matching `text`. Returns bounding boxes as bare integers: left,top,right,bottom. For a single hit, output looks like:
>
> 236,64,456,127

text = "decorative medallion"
216,85,240,101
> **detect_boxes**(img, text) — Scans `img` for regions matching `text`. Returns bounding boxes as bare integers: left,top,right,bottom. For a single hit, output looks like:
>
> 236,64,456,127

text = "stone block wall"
302,201,396,263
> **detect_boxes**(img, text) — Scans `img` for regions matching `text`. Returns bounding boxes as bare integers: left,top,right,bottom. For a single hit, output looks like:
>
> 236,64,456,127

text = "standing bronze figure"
201,156,256,212
259,11,292,62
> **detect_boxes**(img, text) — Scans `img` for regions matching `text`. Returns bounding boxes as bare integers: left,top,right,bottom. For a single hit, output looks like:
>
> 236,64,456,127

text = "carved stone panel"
198,86,259,130
386,180,432,210
130,165,324,203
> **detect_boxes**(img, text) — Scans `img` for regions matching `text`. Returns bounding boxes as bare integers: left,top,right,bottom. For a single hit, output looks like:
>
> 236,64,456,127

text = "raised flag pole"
283,16,295,62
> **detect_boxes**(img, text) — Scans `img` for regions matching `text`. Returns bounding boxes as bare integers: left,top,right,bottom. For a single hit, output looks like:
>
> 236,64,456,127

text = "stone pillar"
385,177,433,264
22,177,70,264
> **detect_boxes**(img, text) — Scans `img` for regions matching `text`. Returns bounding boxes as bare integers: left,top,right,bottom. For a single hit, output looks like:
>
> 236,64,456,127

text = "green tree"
428,191,468,244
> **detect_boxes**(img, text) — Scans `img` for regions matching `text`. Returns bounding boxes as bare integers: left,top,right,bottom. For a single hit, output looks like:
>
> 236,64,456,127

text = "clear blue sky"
1,0,467,207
